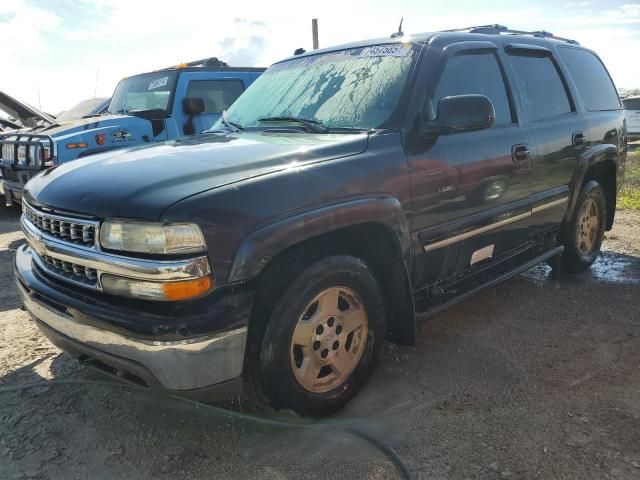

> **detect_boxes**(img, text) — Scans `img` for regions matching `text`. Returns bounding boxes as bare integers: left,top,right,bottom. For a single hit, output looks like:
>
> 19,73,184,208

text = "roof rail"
442,24,579,45
159,57,230,71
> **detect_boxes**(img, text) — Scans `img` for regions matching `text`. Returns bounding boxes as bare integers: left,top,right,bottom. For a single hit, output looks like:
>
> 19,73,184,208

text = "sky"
1,0,639,114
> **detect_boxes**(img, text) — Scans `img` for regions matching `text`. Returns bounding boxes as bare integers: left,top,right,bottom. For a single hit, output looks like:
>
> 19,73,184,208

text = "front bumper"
15,245,251,399
0,166,40,206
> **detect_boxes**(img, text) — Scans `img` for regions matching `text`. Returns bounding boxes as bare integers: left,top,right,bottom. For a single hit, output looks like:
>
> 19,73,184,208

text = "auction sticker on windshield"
359,45,411,57
148,76,169,91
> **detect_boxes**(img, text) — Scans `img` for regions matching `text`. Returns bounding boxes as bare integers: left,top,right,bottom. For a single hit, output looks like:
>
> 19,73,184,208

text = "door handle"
512,144,530,163
572,132,585,147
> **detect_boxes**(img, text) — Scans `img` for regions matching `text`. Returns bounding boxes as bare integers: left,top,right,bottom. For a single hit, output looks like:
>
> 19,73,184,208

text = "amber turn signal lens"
162,276,213,301
66,142,88,149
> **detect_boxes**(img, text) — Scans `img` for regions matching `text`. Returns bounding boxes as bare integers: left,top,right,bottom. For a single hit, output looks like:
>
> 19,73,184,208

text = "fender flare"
228,196,416,345
563,143,619,226
228,196,412,282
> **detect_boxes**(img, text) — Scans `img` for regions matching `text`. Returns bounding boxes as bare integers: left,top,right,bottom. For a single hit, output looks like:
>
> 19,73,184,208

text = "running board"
420,246,564,318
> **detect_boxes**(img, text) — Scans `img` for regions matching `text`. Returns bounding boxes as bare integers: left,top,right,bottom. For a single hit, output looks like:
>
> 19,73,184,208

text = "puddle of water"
521,263,554,286
521,252,640,285
590,251,640,284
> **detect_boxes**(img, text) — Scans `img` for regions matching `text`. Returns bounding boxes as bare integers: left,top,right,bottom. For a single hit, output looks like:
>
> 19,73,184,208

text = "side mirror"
183,97,205,115
425,94,495,136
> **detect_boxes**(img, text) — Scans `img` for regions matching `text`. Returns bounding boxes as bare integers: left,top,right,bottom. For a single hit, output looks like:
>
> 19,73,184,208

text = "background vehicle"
55,98,110,124
0,58,264,205
623,95,640,142
16,25,625,416
0,90,56,131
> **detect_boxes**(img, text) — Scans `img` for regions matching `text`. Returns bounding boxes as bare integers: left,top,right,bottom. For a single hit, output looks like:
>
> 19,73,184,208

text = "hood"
55,97,110,123
37,113,150,139
0,91,55,128
25,132,369,219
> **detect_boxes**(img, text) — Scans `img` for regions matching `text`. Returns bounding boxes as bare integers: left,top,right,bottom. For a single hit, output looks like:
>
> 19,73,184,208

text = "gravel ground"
1,206,639,480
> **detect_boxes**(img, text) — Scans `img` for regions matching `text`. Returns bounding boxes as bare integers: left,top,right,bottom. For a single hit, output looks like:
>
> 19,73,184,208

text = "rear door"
409,42,534,286
504,45,584,231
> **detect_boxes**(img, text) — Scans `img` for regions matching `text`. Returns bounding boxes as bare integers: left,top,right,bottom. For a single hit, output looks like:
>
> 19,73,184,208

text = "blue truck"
0,58,264,205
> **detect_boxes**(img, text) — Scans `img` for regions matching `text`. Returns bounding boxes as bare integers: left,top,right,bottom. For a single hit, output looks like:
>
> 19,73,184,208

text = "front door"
408,43,533,287
174,73,247,135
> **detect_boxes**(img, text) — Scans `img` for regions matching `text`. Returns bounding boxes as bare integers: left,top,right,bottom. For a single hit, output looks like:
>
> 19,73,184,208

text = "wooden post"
312,18,319,50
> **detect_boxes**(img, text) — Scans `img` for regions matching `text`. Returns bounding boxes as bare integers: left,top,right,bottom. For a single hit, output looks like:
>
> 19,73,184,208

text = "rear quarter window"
559,48,621,111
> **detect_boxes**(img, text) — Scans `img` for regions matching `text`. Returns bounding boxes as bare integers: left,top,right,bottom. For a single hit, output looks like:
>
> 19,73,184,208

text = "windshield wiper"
258,116,328,133
221,110,243,133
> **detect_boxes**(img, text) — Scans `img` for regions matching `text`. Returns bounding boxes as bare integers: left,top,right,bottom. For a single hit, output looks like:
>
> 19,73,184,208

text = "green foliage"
620,147,640,209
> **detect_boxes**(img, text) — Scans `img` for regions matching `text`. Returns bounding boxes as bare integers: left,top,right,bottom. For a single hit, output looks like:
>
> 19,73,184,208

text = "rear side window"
623,98,640,110
432,52,513,126
186,80,244,114
559,48,620,111
508,54,572,121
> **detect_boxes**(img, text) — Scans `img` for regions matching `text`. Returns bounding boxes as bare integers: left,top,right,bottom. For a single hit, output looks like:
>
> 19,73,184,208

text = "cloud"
2,0,639,112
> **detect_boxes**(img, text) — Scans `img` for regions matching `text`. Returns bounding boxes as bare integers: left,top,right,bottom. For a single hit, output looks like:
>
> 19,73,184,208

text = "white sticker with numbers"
359,45,411,57
148,76,169,90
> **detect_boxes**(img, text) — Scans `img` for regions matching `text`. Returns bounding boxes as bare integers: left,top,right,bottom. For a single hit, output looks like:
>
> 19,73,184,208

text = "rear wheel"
561,180,606,272
249,255,386,416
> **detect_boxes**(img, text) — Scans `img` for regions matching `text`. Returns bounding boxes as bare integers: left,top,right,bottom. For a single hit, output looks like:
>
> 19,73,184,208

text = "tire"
561,180,607,273
249,255,386,416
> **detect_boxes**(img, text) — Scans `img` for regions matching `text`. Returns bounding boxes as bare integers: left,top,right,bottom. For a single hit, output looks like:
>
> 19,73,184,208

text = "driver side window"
433,52,514,126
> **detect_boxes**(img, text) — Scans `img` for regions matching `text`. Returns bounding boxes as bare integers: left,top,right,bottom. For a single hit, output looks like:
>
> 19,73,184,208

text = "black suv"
16,25,626,416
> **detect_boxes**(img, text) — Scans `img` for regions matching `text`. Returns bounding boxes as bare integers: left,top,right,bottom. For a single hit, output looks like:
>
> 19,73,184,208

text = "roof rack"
442,24,579,45
159,57,230,71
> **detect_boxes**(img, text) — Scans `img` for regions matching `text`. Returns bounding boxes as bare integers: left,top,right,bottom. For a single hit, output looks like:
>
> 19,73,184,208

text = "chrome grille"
1,142,15,162
35,253,98,287
23,202,97,248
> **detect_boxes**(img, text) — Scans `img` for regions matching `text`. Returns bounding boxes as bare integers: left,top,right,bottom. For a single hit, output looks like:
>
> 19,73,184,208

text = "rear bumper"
15,244,251,399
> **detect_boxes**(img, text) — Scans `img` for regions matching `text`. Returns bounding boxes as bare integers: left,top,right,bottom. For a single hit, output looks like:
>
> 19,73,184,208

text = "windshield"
221,44,417,131
108,71,177,115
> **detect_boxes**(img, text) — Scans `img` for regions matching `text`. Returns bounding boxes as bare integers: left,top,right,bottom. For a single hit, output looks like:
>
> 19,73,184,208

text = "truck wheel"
251,255,386,416
561,180,606,273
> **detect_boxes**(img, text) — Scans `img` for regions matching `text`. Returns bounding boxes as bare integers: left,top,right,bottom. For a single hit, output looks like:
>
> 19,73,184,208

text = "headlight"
100,220,207,254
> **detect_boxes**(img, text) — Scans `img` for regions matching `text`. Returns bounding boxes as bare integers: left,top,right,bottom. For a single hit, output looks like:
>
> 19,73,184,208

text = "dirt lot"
1,206,639,480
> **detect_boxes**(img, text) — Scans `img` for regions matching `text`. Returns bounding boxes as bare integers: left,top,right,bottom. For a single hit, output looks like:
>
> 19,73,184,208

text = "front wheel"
561,180,607,272
250,255,386,416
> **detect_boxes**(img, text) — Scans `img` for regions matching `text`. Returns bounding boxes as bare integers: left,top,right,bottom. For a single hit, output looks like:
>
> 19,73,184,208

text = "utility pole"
312,18,319,50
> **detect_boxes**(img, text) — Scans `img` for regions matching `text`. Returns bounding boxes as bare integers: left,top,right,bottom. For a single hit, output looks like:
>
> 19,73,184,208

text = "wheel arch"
230,197,416,345
566,144,619,231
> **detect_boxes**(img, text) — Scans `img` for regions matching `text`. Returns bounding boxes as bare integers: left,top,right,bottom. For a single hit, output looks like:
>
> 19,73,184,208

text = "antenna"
391,17,404,38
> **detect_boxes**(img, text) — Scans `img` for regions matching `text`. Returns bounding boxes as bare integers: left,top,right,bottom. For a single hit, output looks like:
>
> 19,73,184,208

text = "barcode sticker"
359,45,411,57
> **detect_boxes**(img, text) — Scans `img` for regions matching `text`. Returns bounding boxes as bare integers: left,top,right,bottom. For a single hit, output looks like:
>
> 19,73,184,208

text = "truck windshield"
108,71,177,115
222,44,417,131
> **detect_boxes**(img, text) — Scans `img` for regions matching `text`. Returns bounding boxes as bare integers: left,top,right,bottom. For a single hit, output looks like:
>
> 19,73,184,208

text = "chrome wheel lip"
576,197,600,256
289,286,368,394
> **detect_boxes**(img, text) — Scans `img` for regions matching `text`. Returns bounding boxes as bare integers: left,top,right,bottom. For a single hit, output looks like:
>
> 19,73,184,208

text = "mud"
1,206,639,479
